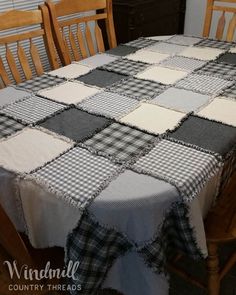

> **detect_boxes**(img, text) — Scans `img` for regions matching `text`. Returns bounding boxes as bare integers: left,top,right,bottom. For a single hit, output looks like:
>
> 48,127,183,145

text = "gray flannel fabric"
108,77,166,100
176,73,233,95
167,35,201,46
78,53,119,69
148,42,186,55
77,69,127,88
196,38,232,50
160,56,206,72
197,61,236,80
222,83,236,99
78,91,140,119
101,59,149,76
32,147,120,209
106,45,138,56
132,139,220,200
40,108,112,142
217,53,236,65
17,74,65,93
0,114,25,139
66,213,132,295
0,95,66,124
0,87,30,109
170,115,236,157
84,122,156,161
125,38,158,49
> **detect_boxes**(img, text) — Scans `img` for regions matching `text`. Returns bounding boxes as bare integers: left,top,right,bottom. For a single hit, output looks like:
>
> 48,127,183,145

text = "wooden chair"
0,202,64,295
203,0,236,41
168,170,236,295
0,6,59,88
45,0,117,66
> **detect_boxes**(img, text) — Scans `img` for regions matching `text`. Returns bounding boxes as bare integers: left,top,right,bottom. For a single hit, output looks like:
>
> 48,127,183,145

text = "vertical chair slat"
0,56,11,86
62,28,72,62
77,25,88,59
227,13,236,41
17,42,32,80
85,22,96,56
6,45,22,84
30,39,44,76
69,27,80,61
216,11,226,40
95,21,105,53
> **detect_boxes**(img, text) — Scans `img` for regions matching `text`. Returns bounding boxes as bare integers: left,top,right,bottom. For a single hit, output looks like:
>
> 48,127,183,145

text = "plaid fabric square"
197,61,236,80
167,35,201,46
125,38,158,48
160,56,206,72
48,64,91,79
17,74,65,93
84,123,156,161
0,114,25,139
176,74,233,95
148,42,186,55
101,59,149,76
132,139,220,200
78,91,140,119
0,95,66,124
66,213,132,295
196,38,232,50
32,147,121,208
222,83,236,99
77,53,119,69
108,77,166,100
0,87,30,109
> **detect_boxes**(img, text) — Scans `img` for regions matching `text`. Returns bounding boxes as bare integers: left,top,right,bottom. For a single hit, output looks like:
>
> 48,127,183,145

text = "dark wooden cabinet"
112,0,186,44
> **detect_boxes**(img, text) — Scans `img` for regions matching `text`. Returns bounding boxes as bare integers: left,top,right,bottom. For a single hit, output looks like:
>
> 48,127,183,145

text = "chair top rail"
0,29,45,45
58,13,107,28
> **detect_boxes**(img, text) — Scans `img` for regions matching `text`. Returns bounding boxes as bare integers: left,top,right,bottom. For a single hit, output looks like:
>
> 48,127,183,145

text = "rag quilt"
0,35,236,295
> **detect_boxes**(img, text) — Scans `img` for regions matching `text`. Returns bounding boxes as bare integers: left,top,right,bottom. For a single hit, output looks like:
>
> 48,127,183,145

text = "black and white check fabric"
101,59,149,76
125,37,158,49
176,73,233,95
0,95,66,124
32,147,121,209
222,82,236,99
84,123,156,161
197,61,236,80
132,139,220,200
196,38,232,50
108,77,166,100
66,213,132,295
0,114,25,139
160,56,206,72
17,74,65,93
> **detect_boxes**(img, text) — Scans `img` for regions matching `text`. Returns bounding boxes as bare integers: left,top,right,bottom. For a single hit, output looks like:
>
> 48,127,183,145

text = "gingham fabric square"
106,45,138,56
198,98,236,127
78,91,140,119
38,81,101,105
120,103,186,134
132,139,220,200
108,77,166,101
84,122,156,161
136,66,188,85
125,37,158,48
126,50,169,64
101,59,149,76
66,213,132,295
76,53,119,69
17,74,65,93
196,38,232,50
31,147,121,208
160,56,207,72
0,87,30,109
148,42,186,55
151,87,210,112
0,95,66,124
0,114,25,139
48,64,91,79
0,128,72,173
197,61,236,80
176,74,233,95
179,47,224,61
222,83,236,99
167,35,201,46
217,53,236,65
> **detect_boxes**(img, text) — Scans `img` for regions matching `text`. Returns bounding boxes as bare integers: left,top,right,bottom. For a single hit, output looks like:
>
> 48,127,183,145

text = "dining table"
0,34,236,295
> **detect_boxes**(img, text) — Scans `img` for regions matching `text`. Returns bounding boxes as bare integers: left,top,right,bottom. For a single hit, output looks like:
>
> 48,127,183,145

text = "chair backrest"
0,6,59,88
203,0,236,41
45,0,117,66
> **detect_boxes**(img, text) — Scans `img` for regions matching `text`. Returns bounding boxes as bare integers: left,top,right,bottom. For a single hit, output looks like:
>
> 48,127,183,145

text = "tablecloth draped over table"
0,35,236,295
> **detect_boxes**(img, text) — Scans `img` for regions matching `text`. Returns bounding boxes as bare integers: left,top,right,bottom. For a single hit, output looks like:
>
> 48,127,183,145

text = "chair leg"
207,243,220,295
